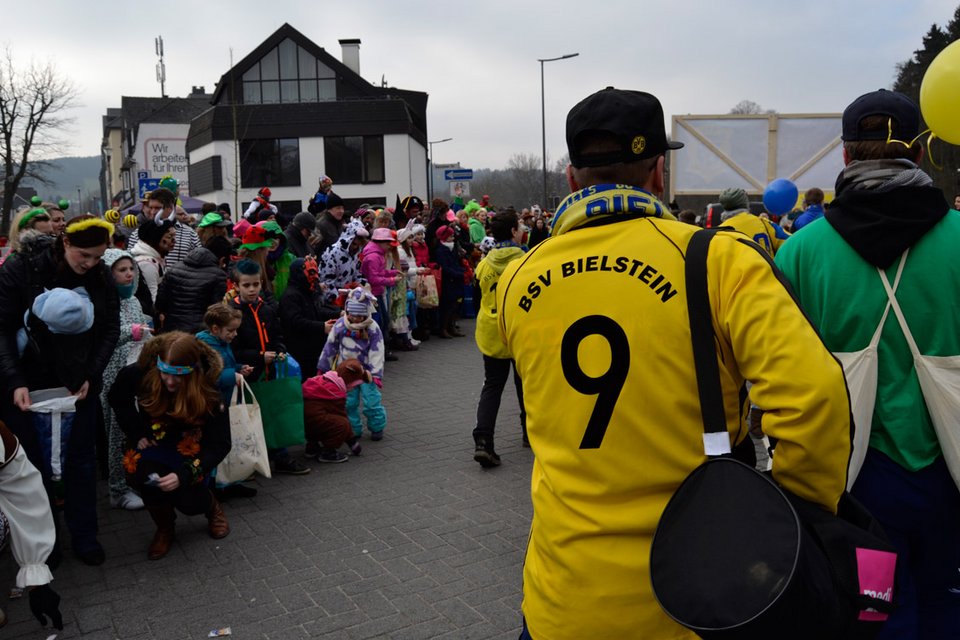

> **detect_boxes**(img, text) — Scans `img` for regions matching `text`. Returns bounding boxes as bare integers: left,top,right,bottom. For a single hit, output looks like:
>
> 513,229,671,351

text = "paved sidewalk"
1,319,533,639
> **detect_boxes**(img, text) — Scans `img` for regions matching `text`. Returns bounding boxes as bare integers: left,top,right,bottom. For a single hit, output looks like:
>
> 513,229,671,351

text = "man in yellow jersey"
497,87,852,639
716,187,790,257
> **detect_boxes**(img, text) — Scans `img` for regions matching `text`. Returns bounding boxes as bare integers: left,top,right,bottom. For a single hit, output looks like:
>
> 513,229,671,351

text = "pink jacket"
359,242,397,296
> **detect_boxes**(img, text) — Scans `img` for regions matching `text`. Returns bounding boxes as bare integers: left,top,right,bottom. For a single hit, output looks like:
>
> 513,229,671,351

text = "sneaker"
110,489,145,511
274,457,311,475
474,441,501,468
385,352,399,362
370,431,384,441
74,541,106,566
304,441,319,458
347,439,362,456
409,338,421,347
317,450,349,463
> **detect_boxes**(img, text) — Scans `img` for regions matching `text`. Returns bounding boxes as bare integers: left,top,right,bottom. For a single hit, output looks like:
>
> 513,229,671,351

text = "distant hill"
20,155,101,205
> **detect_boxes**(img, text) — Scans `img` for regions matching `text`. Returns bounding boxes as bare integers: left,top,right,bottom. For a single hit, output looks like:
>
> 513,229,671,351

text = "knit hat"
410,224,426,237
291,211,316,231
258,187,271,199
344,286,376,316
436,225,455,243
138,219,175,249
240,225,272,251
198,212,231,228
318,175,333,190
325,192,344,210
33,287,95,334
445,210,457,222
719,188,749,211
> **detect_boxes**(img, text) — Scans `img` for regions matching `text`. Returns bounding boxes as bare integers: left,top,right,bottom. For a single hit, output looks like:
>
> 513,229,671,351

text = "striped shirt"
127,221,201,268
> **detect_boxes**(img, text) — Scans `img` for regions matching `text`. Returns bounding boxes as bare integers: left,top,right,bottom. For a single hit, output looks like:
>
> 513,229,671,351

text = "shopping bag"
276,354,301,380
416,273,439,309
217,378,272,484
27,388,77,485
249,372,305,449
834,251,906,489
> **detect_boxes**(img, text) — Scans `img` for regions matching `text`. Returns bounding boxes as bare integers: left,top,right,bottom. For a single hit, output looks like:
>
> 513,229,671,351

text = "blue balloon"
762,179,799,216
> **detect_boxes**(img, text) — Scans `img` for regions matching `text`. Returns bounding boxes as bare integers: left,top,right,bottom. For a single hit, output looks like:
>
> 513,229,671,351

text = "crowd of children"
0,170,555,573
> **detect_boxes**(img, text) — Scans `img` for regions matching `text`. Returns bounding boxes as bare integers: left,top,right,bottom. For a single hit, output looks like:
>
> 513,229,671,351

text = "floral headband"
156,356,195,376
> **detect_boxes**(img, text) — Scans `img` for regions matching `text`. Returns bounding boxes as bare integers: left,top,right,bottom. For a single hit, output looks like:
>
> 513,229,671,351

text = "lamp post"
428,137,453,203
538,53,578,210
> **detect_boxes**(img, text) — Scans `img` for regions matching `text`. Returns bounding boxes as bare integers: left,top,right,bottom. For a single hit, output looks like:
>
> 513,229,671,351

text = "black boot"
474,436,501,468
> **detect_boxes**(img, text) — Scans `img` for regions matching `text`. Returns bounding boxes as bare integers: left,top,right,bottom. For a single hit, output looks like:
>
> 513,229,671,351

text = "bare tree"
0,47,77,235
729,100,764,115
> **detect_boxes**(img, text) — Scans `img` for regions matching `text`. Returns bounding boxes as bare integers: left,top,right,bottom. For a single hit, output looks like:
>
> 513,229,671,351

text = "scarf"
550,184,676,237
834,159,932,195
344,315,374,340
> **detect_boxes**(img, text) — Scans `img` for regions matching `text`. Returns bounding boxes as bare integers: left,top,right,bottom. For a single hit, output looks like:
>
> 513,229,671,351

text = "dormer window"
242,38,336,104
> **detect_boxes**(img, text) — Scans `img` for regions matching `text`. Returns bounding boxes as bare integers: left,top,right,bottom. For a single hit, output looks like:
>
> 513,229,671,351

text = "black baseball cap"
841,89,920,142
566,87,683,168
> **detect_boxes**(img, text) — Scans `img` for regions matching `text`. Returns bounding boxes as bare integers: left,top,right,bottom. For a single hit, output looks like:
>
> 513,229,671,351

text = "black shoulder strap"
685,229,730,455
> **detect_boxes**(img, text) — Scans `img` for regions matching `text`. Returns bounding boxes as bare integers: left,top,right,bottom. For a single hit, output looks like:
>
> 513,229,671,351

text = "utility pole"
155,36,167,98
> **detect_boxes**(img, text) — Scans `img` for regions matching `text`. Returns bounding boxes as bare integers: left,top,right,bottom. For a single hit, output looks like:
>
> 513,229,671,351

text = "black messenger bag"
649,229,897,640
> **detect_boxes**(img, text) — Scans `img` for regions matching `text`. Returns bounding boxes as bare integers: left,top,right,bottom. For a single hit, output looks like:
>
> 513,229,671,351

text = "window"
324,136,385,184
241,38,337,104
240,138,301,188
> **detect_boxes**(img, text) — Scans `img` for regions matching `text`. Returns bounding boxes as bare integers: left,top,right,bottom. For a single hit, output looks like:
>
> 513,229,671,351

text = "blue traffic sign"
444,169,473,181
138,178,160,199
137,171,149,180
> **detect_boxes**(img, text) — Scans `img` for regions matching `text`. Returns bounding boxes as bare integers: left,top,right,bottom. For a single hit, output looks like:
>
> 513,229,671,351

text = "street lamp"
539,53,578,210
428,137,453,203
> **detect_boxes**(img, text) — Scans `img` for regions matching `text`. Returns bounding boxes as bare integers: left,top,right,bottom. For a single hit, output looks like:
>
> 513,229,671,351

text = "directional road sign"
444,169,473,181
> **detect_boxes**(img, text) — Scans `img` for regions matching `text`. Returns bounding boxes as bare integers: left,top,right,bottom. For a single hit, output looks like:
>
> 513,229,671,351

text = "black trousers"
473,355,526,444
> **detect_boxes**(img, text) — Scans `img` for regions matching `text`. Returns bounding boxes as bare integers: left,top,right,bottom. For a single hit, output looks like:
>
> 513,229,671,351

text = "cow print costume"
317,218,369,303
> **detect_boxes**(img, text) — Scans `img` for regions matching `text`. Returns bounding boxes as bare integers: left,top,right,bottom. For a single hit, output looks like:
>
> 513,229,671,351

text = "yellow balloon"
920,39,960,145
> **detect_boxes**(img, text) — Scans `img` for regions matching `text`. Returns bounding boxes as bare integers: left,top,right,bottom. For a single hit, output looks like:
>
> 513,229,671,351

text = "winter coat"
318,317,385,380
435,243,465,300
412,241,430,267
196,330,241,405
284,225,312,259
0,239,120,394
128,220,201,269
302,371,352,447
279,262,339,379
359,242,397,297
228,295,286,381
474,245,525,359
314,212,345,255
130,241,165,303
155,247,227,333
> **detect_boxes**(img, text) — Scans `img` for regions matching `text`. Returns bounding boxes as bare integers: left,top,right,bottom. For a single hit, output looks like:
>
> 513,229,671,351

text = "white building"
187,24,428,218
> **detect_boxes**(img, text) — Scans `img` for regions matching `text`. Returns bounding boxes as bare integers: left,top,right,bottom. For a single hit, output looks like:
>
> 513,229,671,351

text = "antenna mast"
155,36,167,97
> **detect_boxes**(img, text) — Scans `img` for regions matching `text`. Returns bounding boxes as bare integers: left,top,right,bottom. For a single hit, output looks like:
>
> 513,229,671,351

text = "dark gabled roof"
120,96,213,128
211,23,382,105
187,98,427,151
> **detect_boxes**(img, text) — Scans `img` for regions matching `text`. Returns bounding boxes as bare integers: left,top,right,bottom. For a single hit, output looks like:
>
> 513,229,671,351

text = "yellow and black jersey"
719,212,789,257
497,198,850,639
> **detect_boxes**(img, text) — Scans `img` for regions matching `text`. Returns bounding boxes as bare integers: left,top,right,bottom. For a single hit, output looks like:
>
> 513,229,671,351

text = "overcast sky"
5,0,957,170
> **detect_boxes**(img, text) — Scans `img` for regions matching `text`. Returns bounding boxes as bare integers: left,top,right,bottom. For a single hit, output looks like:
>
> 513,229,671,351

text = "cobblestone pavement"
0,318,534,639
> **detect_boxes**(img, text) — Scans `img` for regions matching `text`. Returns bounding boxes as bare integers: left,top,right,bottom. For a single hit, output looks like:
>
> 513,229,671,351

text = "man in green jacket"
775,89,960,639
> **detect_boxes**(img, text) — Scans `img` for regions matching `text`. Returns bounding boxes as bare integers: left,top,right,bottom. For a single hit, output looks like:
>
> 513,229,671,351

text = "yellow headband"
65,218,115,236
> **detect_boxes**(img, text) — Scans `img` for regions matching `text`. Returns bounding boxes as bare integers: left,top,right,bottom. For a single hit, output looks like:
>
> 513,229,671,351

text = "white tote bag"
880,268,960,491
834,252,907,490
216,378,271,485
